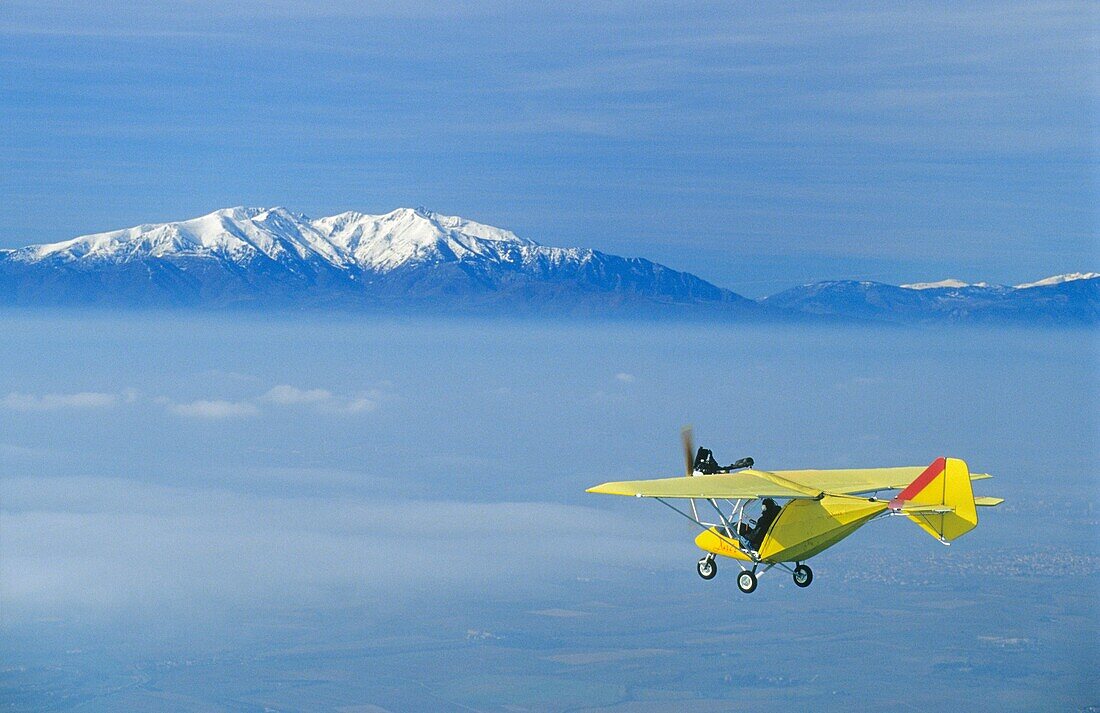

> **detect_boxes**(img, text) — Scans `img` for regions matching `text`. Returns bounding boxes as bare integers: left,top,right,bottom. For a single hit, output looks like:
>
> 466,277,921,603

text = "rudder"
889,457,978,542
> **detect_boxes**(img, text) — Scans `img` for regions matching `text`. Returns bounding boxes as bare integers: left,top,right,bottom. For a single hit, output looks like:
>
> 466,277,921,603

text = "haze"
1,314,1096,710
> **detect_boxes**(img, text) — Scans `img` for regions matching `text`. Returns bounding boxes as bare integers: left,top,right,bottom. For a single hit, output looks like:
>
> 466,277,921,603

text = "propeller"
681,425,695,476
681,425,700,521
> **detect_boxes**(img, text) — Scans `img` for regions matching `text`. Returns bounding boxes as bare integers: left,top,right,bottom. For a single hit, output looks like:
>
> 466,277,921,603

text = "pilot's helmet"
762,498,777,509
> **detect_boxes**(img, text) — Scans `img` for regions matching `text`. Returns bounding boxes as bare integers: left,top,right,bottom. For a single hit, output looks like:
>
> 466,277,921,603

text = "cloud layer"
1,391,122,411
0,475,676,623
263,384,378,413
169,399,260,419
1,383,384,420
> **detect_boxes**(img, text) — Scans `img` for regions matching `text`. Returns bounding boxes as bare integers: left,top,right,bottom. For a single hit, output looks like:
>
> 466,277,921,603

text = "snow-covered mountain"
1,207,1094,321
0,207,749,313
900,273,1099,291
1014,272,1099,289
763,274,1099,323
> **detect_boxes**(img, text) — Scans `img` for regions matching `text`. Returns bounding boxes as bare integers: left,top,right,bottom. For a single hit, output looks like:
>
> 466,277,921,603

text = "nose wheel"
697,555,717,580
793,563,813,587
736,569,758,594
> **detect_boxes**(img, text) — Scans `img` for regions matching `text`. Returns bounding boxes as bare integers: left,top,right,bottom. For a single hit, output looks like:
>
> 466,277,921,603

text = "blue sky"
1,1,1096,294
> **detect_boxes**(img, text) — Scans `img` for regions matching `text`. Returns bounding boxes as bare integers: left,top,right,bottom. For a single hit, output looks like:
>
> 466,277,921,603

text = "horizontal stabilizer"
974,496,1004,507
893,504,954,515
970,473,993,481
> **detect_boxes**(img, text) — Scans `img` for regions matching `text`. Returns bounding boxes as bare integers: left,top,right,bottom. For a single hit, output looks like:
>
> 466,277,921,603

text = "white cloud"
0,443,53,459
614,372,636,383
263,385,333,405
1,391,119,411
337,388,386,413
262,384,381,413
341,396,377,413
170,399,259,419
162,384,385,419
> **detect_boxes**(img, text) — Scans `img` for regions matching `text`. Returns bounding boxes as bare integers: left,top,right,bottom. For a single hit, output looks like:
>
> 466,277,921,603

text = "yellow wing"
586,469,818,499
768,466,996,495
763,466,926,495
587,466,994,499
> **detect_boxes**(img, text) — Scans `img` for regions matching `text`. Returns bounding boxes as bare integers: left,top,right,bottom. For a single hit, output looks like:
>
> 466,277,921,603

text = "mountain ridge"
0,206,749,314
763,276,1098,324
0,207,1095,322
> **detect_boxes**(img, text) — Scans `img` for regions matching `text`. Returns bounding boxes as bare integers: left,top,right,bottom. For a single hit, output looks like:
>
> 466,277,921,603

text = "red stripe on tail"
889,457,946,509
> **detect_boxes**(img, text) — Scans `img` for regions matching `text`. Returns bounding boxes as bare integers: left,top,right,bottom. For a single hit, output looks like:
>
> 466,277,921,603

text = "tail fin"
889,457,978,542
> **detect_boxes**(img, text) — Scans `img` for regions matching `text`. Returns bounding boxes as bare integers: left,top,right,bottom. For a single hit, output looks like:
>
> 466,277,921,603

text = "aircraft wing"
588,466,996,499
764,466,995,495
760,466,927,495
586,469,823,500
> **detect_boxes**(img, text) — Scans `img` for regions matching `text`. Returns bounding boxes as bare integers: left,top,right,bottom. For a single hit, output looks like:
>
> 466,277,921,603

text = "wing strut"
653,497,743,551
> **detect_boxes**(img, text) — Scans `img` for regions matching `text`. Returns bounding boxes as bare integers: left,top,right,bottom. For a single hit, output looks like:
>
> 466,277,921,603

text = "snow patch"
13,206,561,274
901,279,993,290
1014,272,1099,289
902,279,972,290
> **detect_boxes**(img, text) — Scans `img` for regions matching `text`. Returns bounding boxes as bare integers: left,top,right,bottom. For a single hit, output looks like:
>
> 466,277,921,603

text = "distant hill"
762,274,1099,324
0,207,1094,323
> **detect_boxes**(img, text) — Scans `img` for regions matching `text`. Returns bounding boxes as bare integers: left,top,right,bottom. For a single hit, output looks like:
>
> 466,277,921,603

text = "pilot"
740,498,782,550
755,499,781,539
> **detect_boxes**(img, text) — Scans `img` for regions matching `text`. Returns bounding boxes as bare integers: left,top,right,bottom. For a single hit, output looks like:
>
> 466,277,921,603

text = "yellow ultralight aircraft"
587,428,1003,593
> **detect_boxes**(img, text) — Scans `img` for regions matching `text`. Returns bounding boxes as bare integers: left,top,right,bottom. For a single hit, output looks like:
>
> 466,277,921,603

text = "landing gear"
697,555,717,580
736,569,758,594
793,563,813,588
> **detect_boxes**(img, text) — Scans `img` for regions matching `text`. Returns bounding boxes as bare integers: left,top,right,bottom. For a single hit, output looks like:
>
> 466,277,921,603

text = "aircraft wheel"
793,564,813,588
697,556,717,580
736,570,757,594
